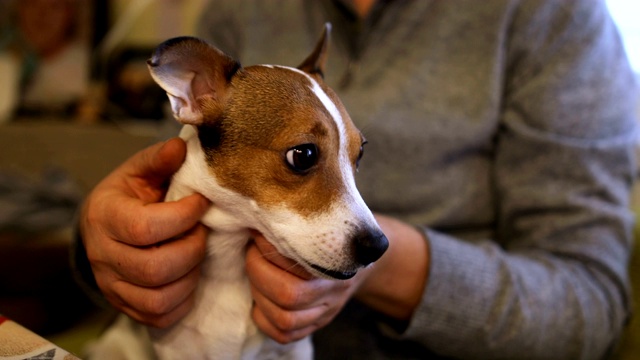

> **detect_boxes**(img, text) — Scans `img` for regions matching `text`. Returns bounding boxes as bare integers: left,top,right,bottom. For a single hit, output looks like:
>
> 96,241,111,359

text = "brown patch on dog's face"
197,66,362,218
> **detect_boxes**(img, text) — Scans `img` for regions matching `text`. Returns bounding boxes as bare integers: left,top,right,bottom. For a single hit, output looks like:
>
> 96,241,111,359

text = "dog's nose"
353,228,389,266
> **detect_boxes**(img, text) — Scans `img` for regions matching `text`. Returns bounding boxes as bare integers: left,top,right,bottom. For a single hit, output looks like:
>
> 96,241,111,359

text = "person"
74,0,639,358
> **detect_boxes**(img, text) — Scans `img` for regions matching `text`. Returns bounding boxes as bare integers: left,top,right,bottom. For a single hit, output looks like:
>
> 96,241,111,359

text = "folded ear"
297,23,331,78
147,36,241,125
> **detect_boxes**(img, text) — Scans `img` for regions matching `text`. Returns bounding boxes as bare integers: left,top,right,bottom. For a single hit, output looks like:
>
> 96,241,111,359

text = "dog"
89,24,388,360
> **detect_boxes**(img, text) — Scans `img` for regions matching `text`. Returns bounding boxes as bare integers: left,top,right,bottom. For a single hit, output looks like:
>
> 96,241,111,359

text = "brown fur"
198,65,364,218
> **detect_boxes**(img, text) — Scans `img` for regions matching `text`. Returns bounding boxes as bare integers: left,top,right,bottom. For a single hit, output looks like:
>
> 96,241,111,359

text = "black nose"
353,228,389,266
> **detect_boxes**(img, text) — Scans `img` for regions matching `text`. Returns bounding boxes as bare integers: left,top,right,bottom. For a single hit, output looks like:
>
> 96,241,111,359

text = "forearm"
406,228,631,360
354,214,430,321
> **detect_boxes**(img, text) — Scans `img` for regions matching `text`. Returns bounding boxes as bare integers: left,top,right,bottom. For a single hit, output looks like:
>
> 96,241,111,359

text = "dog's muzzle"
311,227,389,280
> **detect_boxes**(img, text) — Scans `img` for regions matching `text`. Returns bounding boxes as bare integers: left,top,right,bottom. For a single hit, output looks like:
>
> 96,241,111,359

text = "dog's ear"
147,36,240,125
298,23,331,78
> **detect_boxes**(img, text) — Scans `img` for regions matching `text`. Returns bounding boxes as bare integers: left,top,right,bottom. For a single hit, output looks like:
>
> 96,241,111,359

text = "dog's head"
148,24,388,279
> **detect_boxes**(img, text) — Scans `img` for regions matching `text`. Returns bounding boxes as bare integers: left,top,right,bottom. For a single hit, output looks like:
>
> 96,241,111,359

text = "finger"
250,233,313,280
251,304,321,344
122,138,187,186
107,223,208,287
246,243,337,310
110,262,202,328
121,291,197,329
245,242,309,308
99,139,187,205
106,193,210,247
250,283,328,333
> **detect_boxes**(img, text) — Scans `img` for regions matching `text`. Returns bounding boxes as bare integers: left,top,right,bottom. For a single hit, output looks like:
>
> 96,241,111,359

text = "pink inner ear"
191,71,216,101
148,64,203,124
147,36,240,125
167,93,202,125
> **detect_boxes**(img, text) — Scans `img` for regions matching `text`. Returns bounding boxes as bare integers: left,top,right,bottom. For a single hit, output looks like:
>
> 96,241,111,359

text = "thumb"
250,232,314,280
124,137,187,185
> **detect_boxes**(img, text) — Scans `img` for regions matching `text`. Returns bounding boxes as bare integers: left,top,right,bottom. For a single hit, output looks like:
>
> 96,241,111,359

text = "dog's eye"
286,144,318,173
356,141,367,170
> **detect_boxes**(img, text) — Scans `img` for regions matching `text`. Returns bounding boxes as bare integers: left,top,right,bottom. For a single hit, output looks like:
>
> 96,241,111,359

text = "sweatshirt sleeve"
403,1,638,359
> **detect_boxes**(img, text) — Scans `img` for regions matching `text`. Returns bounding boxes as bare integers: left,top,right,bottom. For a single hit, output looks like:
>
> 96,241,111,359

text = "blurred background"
0,0,209,124
0,0,208,355
0,0,638,357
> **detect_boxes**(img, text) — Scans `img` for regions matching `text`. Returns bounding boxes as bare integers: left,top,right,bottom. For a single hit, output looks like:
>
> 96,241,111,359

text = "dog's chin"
311,265,357,280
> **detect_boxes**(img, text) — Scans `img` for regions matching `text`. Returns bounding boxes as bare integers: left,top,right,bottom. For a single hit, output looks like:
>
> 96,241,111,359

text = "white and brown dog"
90,24,388,360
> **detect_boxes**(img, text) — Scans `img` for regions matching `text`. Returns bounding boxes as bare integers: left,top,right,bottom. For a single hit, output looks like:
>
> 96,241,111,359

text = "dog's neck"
202,229,250,281
166,125,257,280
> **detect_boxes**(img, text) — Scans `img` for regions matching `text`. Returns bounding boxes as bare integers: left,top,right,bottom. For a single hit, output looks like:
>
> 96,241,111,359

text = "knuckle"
128,220,153,244
279,285,305,309
103,290,126,310
85,246,102,265
274,312,297,332
141,292,173,315
148,296,193,329
140,256,169,286
147,315,174,329
94,274,116,297
271,329,306,345
126,310,167,329
272,334,293,345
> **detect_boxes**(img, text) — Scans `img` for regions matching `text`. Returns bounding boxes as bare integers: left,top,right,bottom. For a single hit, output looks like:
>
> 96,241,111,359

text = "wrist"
353,215,430,321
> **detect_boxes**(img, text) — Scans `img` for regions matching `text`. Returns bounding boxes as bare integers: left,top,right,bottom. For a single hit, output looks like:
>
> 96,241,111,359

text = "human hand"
245,232,371,344
245,214,430,343
79,138,210,328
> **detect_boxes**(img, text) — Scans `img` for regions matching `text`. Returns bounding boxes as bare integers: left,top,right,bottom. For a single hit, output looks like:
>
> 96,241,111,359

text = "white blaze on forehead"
267,65,376,222
268,65,352,176
283,67,347,145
